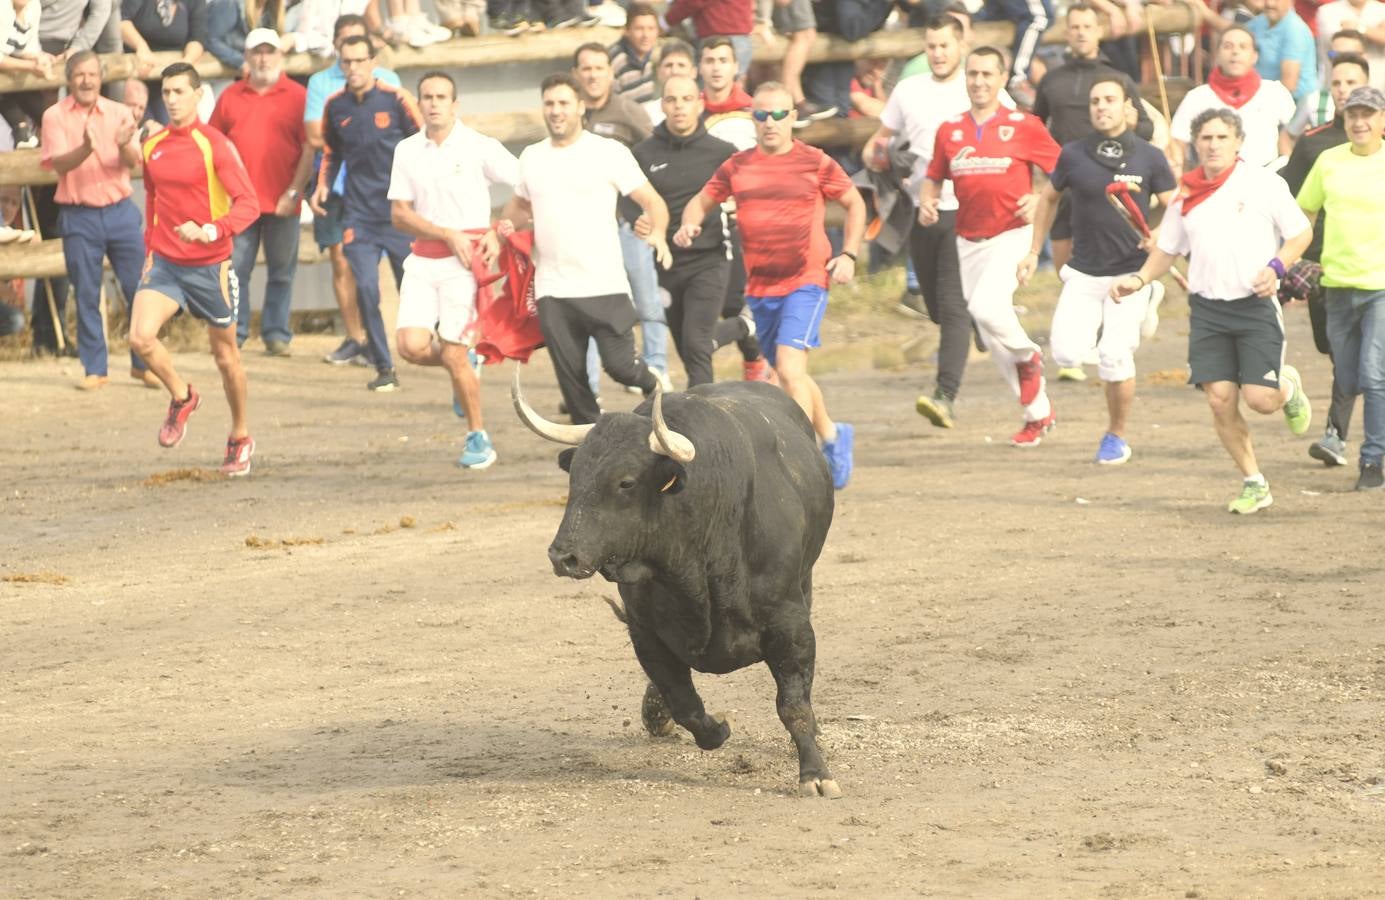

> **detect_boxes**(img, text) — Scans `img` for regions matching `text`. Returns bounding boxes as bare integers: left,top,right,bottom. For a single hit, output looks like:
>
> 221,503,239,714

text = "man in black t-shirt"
1019,76,1177,466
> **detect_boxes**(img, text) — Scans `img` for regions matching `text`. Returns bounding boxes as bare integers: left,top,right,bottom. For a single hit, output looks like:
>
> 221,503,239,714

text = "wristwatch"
202,223,219,242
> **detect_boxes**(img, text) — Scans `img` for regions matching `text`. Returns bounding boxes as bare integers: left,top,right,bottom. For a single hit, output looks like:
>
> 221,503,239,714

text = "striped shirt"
608,37,655,104
142,121,259,265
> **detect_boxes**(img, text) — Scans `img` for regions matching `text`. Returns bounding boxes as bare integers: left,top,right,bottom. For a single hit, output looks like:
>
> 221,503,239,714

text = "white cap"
245,28,282,51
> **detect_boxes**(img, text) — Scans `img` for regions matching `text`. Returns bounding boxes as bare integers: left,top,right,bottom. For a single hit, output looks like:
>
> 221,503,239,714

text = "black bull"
513,371,841,798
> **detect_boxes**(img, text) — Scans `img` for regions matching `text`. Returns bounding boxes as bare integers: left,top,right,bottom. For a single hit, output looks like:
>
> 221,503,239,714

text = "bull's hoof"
641,684,676,738
799,778,844,799
694,713,732,751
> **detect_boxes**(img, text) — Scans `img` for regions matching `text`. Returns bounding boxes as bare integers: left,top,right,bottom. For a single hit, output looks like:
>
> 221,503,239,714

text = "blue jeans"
1324,287,1385,466
58,198,145,377
618,221,666,373
232,212,302,347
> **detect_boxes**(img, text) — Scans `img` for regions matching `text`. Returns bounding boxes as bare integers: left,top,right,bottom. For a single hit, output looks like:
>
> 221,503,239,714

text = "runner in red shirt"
677,82,867,489
921,46,1062,448
127,63,261,477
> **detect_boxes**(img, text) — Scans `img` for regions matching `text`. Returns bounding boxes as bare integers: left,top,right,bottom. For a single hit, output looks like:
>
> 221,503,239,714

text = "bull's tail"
603,595,628,624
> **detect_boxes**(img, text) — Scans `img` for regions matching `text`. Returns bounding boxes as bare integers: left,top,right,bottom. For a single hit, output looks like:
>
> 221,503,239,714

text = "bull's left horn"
512,366,595,445
648,382,696,463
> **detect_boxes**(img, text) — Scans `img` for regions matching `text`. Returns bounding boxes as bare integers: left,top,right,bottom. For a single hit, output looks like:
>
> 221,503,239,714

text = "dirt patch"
142,467,223,486
2,571,70,585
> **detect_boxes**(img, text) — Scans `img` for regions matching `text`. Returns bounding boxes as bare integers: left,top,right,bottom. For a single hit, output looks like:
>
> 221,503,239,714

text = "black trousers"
663,251,748,387
908,209,969,400
538,294,656,425
719,223,762,362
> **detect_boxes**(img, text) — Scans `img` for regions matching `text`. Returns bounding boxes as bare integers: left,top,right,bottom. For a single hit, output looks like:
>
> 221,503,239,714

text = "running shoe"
1228,478,1273,514
76,374,108,391
367,369,400,392
458,430,497,469
915,390,955,429
1010,411,1056,448
1095,432,1132,465
264,340,291,357
1140,279,1166,340
821,423,854,490
1280,364,1312,435
1308,426,1347,467
744,358,774,382
157,385,201,448
792,101,838,129
221,435,255,477
1016,351,1044,406
1055,366,1087,382
324,338,369,366
1356,463,1384,491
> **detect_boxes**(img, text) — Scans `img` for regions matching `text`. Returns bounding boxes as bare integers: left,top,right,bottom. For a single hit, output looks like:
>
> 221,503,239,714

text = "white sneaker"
590,0,626,25
1141,279,1166,340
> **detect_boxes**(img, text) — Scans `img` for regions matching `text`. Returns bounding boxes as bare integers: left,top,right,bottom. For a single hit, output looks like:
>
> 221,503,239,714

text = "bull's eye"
618,476,637,491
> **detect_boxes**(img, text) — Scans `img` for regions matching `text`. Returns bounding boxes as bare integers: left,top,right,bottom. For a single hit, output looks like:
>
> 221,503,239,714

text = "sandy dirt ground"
3,280,1383,899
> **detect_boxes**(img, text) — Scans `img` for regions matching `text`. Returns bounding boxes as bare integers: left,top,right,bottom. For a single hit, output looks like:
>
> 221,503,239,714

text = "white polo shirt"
516,130,648,299
387,123,520,231
1170,81,1297,167
880,73,1014,208
1316,0,1385,89
1157,162,1311,300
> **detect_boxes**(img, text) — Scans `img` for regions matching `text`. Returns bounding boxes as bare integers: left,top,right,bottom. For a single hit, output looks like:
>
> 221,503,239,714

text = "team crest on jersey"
998,126,1015,141
375,111,391,129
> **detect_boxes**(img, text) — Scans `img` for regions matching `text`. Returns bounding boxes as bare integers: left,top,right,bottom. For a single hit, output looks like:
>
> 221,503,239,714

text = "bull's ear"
652,456,686,495
557,448,577,472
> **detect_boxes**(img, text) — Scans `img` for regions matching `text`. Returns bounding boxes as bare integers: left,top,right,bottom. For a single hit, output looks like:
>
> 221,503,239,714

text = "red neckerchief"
702,85,753,116
1207,66,1262,109
1178,159,1239,215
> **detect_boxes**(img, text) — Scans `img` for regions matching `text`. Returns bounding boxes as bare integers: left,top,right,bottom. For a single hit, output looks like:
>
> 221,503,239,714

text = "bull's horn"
647,382,696,463
512,365,594,446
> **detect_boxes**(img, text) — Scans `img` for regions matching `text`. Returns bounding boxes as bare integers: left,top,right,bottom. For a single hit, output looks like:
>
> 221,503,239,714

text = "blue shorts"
138,253,239,329
747,284,829,366
313,192,346,250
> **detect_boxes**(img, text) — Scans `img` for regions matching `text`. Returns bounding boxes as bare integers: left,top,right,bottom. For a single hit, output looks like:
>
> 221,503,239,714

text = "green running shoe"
1228,479,1273,515
1281,364,1311,435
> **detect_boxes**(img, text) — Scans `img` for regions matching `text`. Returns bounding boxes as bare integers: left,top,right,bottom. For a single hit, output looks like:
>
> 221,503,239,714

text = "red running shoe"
1016,351,1043,406
221,435,256,477
157,385,202,448
744,358,775,383
1010,412,1056,448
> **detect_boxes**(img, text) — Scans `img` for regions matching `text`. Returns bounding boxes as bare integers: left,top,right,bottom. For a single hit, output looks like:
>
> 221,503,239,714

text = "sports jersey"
387,123,519,232
1280,117,1346,262
305,64,401,196
141,122,259,266
1296,142,1385,288
1049,134,1177,277
702,141,853,297
320,81,422,225
927,109,1061,241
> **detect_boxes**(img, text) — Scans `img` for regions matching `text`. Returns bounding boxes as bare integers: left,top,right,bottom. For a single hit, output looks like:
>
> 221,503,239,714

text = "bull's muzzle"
548,544,596,580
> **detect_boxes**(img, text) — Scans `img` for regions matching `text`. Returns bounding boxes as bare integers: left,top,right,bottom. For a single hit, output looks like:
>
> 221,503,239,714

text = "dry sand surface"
3,284,1383,899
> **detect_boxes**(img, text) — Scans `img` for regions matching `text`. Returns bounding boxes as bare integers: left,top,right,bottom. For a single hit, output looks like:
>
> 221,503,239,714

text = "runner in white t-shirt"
490,73,672,426
1170,26,1297,170
388,72,519,470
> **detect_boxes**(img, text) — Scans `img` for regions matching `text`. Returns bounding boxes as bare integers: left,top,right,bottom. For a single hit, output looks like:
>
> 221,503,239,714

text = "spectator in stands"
800,0,891,126
1,0,57,148
312,33,421,392
1170,25,1297,169
121,77,163,139
1287,28,1367,135
305,12,398,368
40,49,152,391
1316,1,1385,87
211,28,312,355
121,0,208,122
38,0,121,59
762,0,837,122
700,36,754,149
1087,0,1143,81
1248,0,1320,102
380,0,452,46
433,0,485,35
848,57,887,117
977,0,1052,88
0,188,24,337
643,38,695,124
665,0,754,80
206,0,286,73
574,41,670,390
609,2,660,103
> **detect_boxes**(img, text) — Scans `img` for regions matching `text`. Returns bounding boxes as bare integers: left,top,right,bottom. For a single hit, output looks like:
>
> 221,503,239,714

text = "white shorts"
1050,266,1151,383
396,254,479,344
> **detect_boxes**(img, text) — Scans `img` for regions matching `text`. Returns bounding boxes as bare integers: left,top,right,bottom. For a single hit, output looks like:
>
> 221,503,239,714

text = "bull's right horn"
512,365,595,446
648,382,696,463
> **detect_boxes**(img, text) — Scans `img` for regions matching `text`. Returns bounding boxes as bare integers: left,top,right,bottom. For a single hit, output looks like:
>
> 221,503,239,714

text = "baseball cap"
1343,85,1385,111
245,28,282,51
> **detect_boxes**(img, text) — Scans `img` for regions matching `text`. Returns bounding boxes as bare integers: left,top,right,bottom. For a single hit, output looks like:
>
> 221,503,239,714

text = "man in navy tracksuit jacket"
314,35,421,391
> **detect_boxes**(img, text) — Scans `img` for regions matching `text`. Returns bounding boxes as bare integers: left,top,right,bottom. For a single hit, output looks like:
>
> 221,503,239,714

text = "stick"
1104,189,1191,290
22,185,65,353
1146,14,1173,125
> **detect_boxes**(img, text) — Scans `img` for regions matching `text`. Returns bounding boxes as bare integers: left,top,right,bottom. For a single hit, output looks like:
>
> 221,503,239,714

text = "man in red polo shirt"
210,29,313,356
921,46,1062,447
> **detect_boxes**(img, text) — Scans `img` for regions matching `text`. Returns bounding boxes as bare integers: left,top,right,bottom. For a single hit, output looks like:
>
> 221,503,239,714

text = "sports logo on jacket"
998,126,1014,141
375,111,391,129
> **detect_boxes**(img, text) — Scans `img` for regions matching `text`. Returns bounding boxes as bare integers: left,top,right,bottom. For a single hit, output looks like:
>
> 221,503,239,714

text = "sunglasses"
752,109,792,122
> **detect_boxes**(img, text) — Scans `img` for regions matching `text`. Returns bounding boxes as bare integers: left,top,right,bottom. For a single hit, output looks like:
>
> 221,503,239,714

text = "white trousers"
957,225,1051,421
1049,266,1152,383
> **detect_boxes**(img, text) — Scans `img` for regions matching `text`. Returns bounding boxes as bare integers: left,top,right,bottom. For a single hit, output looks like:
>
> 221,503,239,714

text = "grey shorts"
139,253,239,329
772,0,816,33
1187,293,1285,389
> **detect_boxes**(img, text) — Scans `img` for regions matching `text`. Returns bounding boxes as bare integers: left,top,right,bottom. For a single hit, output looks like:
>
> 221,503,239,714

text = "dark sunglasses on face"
752,108,792,122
